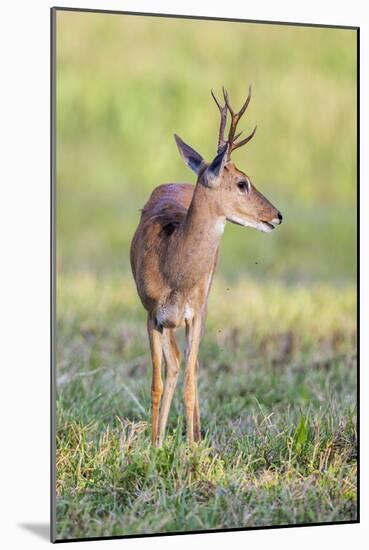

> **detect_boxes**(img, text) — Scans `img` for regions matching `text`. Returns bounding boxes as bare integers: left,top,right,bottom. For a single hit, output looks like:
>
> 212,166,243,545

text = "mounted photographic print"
51,7,359,543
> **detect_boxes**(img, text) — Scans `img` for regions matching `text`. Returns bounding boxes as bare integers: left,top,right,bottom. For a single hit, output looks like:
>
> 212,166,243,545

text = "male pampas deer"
130,86,283,446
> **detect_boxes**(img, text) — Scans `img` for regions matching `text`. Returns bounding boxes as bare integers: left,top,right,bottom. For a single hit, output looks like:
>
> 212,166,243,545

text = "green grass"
56,11,357,283
55,274,357,539
54,10,357,540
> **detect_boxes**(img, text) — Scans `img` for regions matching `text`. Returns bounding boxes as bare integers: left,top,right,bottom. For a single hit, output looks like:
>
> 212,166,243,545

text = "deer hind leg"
193,360,201,442
184,315,202,444
158,329,181,447
147,315,163,447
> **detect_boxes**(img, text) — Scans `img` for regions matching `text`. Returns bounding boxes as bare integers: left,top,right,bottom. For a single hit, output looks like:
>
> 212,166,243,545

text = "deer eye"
237,180,249,192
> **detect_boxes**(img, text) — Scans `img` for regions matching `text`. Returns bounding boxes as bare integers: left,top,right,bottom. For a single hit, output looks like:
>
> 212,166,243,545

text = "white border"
1,1,367,548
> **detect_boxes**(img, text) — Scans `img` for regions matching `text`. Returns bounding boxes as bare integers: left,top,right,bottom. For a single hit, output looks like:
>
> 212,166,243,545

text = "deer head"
174,86,283,233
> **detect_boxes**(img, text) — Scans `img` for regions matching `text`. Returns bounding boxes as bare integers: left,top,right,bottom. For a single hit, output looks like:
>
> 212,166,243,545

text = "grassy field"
55,10,357,540
56,274,357,538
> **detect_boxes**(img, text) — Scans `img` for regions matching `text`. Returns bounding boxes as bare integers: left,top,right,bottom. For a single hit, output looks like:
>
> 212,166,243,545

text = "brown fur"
131,183,215,329
131,164,280,332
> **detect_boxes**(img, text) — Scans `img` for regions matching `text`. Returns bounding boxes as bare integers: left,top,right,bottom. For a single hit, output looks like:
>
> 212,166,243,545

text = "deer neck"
168,183,225,290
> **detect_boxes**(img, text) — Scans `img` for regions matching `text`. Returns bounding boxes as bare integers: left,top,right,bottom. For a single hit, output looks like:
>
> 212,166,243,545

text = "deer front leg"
147,315,163,447
184,315,202,444
193,360,201,442
158,329,181,447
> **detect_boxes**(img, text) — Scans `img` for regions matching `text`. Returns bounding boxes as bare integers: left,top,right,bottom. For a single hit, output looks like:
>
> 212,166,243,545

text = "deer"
130,86,283,447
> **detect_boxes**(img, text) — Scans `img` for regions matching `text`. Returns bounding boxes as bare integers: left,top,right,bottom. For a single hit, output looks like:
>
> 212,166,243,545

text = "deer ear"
174,134,204,175
203,143,228,188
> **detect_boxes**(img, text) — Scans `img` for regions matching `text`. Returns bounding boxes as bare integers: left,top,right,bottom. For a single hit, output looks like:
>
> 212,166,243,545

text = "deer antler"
211,88,228,152
211,85,257,159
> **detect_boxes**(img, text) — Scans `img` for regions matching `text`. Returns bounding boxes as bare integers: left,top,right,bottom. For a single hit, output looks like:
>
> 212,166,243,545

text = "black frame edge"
51,5,359,30
356,26,360,525
50,6,57,544
54,520,359,544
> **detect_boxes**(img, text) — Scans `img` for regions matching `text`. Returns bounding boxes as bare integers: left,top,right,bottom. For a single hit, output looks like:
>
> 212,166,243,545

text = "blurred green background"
56,11,357,284
55,11,357,538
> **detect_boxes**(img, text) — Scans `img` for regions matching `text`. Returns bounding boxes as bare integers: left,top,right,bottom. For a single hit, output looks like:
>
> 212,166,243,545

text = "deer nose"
277,211,283,223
